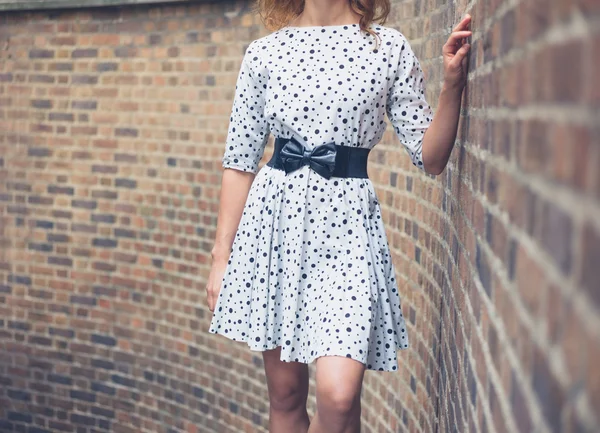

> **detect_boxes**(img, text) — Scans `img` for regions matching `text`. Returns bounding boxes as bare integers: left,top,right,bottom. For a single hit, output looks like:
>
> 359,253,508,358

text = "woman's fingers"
206,285,214,312
443,31,472,56
449,43,471,69
452,13,472,33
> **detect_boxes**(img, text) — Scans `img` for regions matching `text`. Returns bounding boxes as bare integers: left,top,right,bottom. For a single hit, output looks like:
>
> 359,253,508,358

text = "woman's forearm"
210,168,256,262
422,81,464,175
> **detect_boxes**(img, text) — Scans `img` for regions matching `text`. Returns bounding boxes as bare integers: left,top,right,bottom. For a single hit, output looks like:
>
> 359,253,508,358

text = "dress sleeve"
386,35,434,171
222,41,270,174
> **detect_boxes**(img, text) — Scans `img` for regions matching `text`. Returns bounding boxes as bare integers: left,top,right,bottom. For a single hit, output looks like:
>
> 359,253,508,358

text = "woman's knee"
314,355,365,417
269,382,308,413
262,347,309,413
316,383,360,416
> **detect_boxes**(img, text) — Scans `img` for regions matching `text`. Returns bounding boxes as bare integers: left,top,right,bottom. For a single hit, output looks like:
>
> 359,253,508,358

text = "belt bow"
280,137,337,179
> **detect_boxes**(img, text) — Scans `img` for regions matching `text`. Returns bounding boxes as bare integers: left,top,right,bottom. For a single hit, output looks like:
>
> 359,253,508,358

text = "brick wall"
0,1,598,432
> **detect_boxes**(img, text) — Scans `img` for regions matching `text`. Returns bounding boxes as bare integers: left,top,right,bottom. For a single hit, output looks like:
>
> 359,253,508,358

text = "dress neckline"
283,22,364,30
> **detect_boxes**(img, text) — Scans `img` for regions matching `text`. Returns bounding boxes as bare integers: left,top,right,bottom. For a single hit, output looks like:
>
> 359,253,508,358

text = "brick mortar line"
462,106,597,127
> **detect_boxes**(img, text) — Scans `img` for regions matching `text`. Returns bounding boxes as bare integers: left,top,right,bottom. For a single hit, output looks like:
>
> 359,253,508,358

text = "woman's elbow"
423,158,445,176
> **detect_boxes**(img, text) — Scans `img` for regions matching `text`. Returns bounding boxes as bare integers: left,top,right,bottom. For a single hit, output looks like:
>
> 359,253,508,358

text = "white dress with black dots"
208,23,433,372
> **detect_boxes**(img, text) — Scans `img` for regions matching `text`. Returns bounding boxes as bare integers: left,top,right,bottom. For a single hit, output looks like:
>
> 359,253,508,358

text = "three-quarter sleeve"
386,34,434,171
222,41,270,174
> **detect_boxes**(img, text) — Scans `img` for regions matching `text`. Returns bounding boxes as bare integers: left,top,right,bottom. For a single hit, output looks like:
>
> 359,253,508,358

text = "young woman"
207,1,471,432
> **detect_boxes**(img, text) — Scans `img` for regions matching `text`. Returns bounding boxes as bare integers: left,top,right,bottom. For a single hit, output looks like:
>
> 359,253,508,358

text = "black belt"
266,136,370,179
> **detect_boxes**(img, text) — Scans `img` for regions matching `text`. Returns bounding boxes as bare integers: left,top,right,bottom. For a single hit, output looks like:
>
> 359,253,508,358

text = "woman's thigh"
262,346,310,410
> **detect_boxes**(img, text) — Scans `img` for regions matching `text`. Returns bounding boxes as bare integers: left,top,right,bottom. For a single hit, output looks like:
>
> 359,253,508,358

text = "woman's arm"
206,39,269,312
421,83,465,175
422,14,472,175
210,169,255,262
206,168,255,312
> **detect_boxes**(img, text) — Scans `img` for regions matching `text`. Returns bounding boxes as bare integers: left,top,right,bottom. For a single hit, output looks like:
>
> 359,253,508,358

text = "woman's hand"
443,14,472,90
206,255,228,313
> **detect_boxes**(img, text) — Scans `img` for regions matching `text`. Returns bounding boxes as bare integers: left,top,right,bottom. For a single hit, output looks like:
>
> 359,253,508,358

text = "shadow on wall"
0,1,598,433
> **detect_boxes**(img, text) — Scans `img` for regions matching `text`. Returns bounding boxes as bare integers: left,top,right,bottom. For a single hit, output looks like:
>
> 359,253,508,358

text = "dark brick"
31,100,52,109
580,223,600,307
91,214,116,224
72,75,98,85
47,233,69,243
72,199,97,210
29,335,52,346
540,200,572,275
114,46,136,57
507,238,517,280
114,228,136,238
115,178,136,188
48,421,72,432
70,413,95,426
49,112,75,122
48,374,73,385
91,406,115,419
51,62,73,71
91,358,114,370
48,185,75,195
70,295,97,306
8,320,31,331
91,189,118,199
8,274,31,285
70,389,96,403
91,334,117,346
72,48,98,58
192,386,204,399
476,242,492,296
532,346,563,433
115,128,138,137
511,370,532,432
92,165,118,174
409,306,416,325
8,412,33,423
8,389,31,401
92,238,118,248
35,219,54,229
115,153,137,163
28,195,53,206
29,49,54,59
111,374,136,388
28,427,51,433
48,256,73,267
30,74,55,84
149,34,162,45
72,100,97,110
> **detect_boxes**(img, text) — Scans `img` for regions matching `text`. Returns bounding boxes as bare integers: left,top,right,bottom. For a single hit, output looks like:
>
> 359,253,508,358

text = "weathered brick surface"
0,0,598,432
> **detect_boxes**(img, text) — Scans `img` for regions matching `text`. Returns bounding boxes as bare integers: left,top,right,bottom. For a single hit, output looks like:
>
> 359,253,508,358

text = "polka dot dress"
208,23,433,372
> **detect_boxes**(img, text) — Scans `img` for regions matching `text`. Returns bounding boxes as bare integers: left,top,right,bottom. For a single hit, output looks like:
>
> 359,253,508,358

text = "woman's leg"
308,355,366,433
262,345,311,433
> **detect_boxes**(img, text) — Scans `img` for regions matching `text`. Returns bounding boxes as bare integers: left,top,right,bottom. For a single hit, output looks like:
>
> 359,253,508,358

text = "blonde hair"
253,0,391,49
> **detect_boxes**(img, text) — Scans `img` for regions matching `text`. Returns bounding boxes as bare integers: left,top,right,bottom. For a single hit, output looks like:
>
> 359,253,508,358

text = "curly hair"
253,0,391,49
